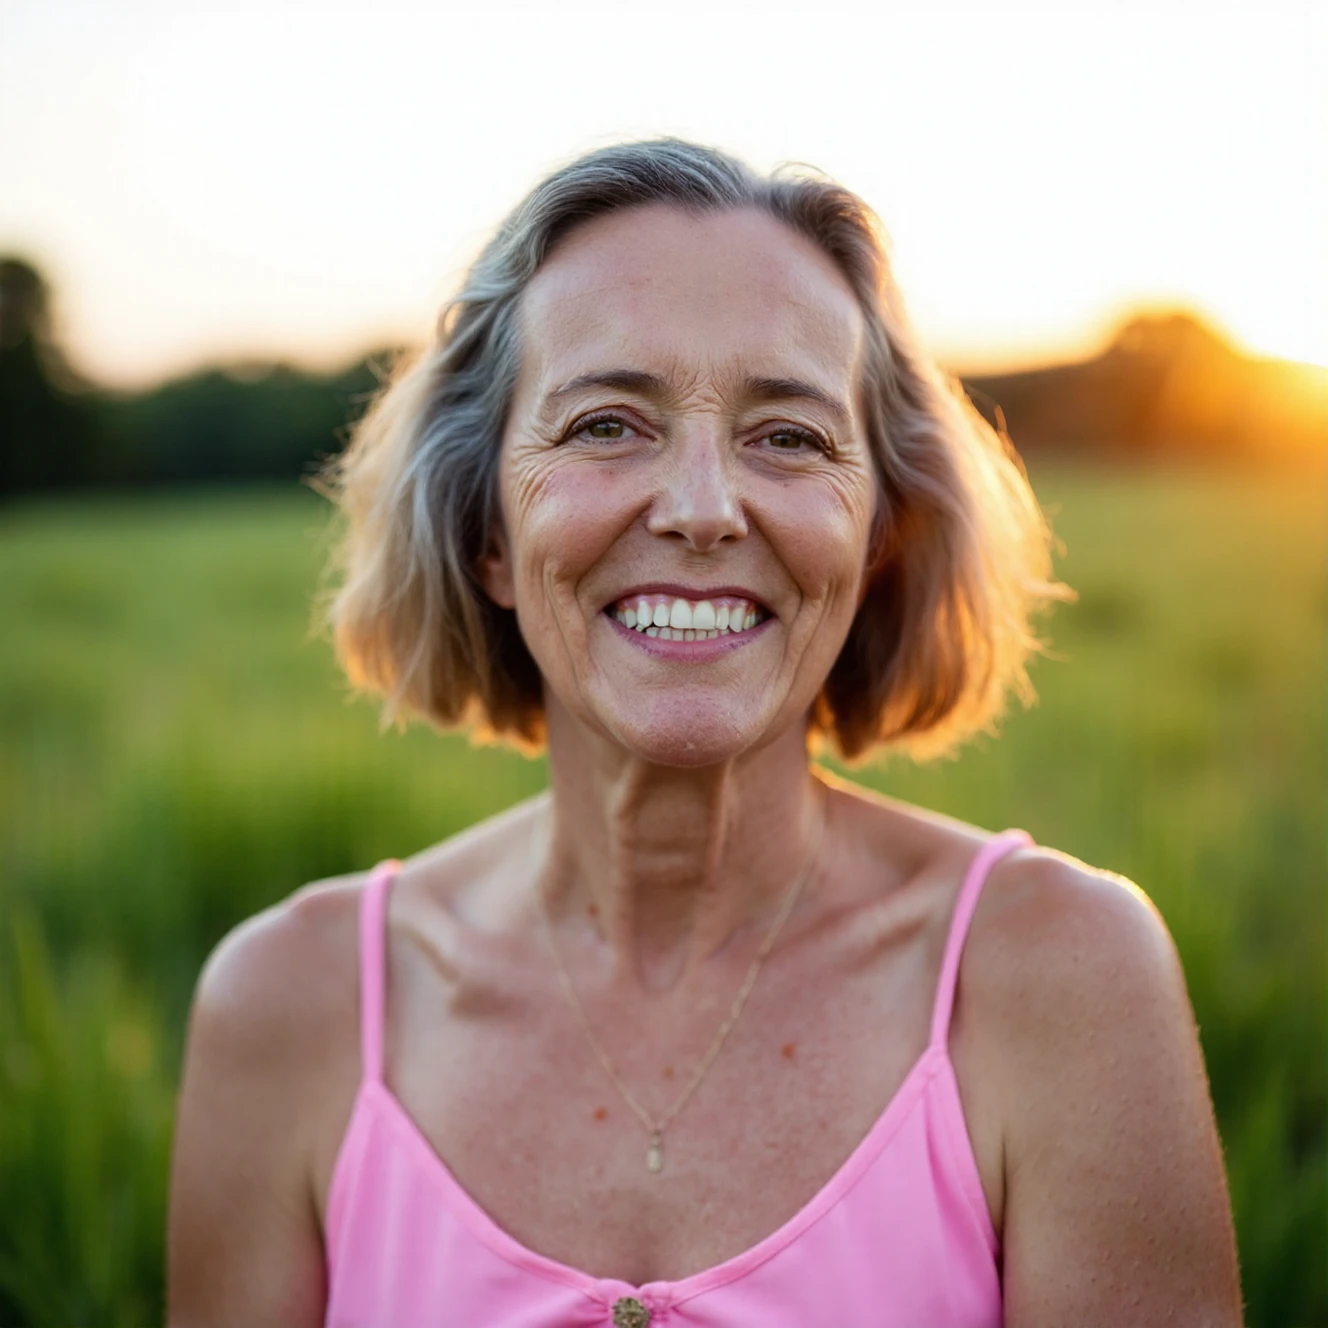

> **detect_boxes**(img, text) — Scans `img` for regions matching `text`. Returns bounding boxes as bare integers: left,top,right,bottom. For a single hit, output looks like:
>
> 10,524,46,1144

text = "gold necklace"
536,784,827,1175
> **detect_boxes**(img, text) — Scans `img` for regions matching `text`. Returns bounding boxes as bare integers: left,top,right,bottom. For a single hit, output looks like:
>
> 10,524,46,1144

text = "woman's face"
483,203,878,767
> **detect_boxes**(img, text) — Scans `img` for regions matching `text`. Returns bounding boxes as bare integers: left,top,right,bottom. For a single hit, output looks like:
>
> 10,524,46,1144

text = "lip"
604,612,773,658
601,583,773,612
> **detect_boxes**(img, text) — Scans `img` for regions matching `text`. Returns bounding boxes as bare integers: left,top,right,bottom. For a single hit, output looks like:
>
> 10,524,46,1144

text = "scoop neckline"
346,1042,949,1308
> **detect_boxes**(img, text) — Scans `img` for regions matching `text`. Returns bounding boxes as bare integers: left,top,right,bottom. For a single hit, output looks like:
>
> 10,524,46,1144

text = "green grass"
1,461,1324,1325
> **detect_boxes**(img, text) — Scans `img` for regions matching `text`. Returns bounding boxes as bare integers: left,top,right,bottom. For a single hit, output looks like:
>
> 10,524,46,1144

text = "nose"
645,426,748,552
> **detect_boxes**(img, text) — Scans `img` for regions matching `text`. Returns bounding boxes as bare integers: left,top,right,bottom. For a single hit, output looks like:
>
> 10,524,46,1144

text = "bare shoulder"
178,871,373,1207
168,871,370,1326
821,777,1172,993
972,843,1180,1015
191,788,550,1053
189,869,369,1070
961,845,1243,1326
963,842,1198,1161
191,784,550,1038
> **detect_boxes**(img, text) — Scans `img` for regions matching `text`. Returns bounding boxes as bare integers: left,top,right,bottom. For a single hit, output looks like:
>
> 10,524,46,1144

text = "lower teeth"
623,623,754,640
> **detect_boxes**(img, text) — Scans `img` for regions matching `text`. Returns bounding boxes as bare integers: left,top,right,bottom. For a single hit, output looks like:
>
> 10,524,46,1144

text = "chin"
599,695,771,768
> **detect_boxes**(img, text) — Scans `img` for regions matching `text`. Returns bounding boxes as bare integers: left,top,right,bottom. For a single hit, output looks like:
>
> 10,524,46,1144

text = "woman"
167,140,1242,1326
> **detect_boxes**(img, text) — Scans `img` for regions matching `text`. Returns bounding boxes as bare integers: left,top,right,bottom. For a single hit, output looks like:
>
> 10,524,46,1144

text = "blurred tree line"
2,254,1325,501
0,257,387,499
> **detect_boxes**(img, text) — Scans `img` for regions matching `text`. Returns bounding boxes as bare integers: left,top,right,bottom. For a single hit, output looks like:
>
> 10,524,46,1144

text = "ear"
477,525,516,609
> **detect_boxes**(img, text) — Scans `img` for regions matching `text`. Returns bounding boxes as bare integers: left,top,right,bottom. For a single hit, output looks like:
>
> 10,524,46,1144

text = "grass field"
1,460,1324,1326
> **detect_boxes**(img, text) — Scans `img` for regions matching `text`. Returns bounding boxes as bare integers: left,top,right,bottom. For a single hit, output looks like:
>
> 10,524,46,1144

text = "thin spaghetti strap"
358,860,400,1085
929,830,1033,1048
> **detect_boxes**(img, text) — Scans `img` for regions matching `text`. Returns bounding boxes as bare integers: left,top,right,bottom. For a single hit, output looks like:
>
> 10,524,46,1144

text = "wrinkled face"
482,203,879,767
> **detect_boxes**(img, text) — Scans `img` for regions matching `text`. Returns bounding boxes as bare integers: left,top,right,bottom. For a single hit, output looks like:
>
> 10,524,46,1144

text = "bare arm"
988,855,1243,1326
167,888,354,1327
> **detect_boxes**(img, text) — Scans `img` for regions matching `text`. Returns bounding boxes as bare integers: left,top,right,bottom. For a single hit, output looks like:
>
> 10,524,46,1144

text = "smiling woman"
321,146,1055,764
166,140,1243,1328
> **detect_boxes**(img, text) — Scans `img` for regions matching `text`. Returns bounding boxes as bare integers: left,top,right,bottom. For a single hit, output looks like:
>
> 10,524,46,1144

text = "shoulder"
186,870,371,1091
823,779,1174,991
969,843,1185,1043
960,846,1243,1318
833,786,1192,1103
190,791,551,1048
957,842,1193,1116
193,870,372,1029
169,872,375,1325
192,790,549,1040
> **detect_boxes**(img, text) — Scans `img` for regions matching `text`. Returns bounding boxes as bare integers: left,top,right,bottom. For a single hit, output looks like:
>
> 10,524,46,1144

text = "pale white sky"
3,0,1325,389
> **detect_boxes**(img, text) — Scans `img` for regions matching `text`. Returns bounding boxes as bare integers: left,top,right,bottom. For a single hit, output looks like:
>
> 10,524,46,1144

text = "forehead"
516,204,864,398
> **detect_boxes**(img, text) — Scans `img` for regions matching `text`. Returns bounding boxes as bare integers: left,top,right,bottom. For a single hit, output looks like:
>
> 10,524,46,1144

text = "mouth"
603,591,771,642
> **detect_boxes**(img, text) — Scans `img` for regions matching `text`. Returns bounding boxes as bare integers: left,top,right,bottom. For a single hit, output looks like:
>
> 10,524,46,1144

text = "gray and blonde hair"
319,138,1068,761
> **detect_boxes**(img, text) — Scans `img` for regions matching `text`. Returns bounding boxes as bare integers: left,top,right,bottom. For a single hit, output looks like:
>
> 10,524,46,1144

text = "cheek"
504,458,634,594
771,474,876,595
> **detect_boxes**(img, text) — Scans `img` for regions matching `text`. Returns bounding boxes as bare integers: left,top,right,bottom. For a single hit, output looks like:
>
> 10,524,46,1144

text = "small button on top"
612,1296,651,1328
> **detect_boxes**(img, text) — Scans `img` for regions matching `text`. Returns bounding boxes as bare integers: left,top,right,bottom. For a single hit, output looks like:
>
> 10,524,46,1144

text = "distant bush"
93,357,389,488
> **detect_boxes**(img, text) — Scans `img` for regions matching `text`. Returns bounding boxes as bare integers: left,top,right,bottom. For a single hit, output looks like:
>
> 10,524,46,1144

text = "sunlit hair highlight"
317,138,1070,761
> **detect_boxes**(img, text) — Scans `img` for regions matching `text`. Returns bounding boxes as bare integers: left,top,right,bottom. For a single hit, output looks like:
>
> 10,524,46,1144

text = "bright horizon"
3,0,1325,392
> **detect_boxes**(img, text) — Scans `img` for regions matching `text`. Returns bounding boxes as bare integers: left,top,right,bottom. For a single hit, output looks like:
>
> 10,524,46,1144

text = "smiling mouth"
606,593,769,642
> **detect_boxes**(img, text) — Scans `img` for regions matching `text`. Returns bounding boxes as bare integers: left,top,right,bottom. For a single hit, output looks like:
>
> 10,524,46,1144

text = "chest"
320,906,998,1287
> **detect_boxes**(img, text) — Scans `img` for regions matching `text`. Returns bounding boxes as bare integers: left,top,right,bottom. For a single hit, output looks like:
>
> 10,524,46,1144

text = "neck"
536,698,826,993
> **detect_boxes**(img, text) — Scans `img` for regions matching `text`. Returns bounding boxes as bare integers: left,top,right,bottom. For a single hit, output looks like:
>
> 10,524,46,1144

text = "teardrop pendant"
646,1132,663,1174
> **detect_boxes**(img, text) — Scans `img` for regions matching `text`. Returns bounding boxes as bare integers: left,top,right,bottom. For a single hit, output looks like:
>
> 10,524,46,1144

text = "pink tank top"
323,828,1031,1327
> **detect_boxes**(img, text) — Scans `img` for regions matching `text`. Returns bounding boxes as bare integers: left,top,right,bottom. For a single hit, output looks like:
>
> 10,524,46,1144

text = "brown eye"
765,427,821,452
585,418,626,440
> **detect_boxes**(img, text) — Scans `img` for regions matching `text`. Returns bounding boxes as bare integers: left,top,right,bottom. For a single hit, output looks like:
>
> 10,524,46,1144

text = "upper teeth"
612,595,763,639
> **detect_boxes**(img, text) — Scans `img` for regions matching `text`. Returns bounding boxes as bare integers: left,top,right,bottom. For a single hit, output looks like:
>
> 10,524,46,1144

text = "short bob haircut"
319,138,1068,762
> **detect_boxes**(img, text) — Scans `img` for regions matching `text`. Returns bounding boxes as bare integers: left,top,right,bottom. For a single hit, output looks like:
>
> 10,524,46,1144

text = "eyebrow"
547,369,670,404
745,376,851,428
544,370,851,427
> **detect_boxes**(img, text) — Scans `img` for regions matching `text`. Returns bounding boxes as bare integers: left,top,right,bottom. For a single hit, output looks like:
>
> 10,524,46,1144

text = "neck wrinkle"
538,703,825,994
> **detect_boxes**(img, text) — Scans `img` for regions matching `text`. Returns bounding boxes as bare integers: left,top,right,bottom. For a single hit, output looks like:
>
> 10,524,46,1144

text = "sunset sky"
3,0,1324,390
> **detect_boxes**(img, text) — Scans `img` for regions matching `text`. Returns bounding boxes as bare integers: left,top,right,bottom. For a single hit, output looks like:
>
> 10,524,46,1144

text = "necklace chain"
536,783,827,1173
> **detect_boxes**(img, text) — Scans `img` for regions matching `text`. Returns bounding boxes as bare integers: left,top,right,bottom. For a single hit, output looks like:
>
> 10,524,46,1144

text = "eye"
760,425,826,454
566,412,636,443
